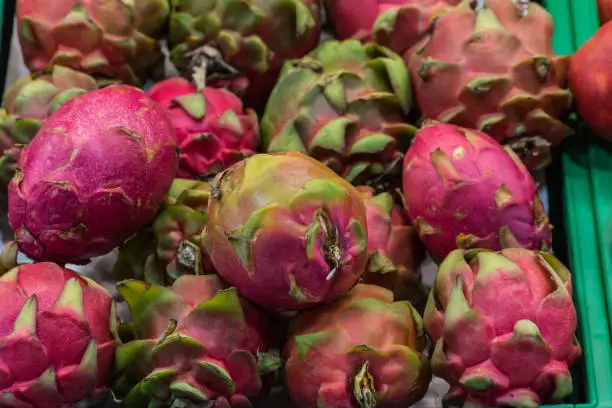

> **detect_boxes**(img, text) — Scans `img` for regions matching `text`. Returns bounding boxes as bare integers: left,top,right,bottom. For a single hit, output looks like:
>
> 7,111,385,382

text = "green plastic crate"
545,0,612,407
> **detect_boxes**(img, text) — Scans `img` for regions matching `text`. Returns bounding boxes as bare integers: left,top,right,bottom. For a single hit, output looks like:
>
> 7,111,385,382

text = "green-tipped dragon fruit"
113,274,280,407
114,179,214,285
0,258,120,406
425,249,582,407
261,40,416,190
168,0,322,108
204,151,369,312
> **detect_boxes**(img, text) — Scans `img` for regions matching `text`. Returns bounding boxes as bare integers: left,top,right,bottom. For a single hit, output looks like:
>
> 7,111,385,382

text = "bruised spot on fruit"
452,146,465,160
137,107,150,117
494,184,512,208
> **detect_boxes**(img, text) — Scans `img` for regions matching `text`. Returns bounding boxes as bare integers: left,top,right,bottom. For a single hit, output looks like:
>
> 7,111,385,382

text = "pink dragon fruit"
8,85,178,264
204,151,368,312
113,274,280,407
285,284,431,407
0,259,120,406
357,185,427,309
425,248,582,407
325,0,461,54
402,123,551,262
148,77,260,179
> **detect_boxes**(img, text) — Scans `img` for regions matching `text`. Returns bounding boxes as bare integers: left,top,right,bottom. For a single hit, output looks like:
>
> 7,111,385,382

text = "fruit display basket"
0,0,611,407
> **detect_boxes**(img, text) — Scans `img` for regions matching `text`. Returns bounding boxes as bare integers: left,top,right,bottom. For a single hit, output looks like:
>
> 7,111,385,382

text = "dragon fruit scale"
168,0,322,108
113,274,280,407
204,151,368,312
402,123,551,262
409,0,573,170
148,77,260,180
285,284,431,408
8,85,178,264
0,260,120,407
325,0,462,55
0,66,98,193
261,40,416,189
357,186,427,309
114,179,215,286
425,248,582,407
17,0,169,85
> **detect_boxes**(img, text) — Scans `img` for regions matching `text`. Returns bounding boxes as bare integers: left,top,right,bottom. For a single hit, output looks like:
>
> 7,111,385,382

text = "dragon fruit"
115,179,214,285
261,40,416,189
8,85,178,264
402,123,551,262
357,186,427,309
325,0,461,54
148,77,260,180
204,151,368,312
0,259,120,406
168,0,322,108
569,22,612,140
0,66,98,192
113,274,280,407
17,0,169,84
409,0,573,170
285,284,431,408
424,248,582,407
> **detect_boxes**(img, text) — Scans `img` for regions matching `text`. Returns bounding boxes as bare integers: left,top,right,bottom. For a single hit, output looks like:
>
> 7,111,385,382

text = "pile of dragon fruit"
2,0,612,406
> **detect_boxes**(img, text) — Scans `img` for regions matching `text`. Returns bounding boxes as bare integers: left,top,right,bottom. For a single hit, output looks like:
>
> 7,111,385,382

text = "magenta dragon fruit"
402,123,551,262
8,85,178,264
148,77,260,180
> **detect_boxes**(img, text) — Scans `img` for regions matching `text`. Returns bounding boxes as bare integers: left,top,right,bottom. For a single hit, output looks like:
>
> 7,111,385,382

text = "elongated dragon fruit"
168,0,322,108
424,249,582,407
261,40,416,189
114,179,214,285
113,274,280,407
17,0,169,84
285,284,431,407
8,85,178,264
205,151,368,312
0,259,120,407
402,123,551,262
357,186,427,309
325,0,461,54
409,0,573,170
0,66,98,193
148,77,260,180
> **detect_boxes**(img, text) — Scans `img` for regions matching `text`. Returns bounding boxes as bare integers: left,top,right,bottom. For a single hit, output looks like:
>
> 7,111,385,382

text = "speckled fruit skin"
205,151,369,312
0,262,119,407
402,123,551,262
569,22,612,141
8,85,178,264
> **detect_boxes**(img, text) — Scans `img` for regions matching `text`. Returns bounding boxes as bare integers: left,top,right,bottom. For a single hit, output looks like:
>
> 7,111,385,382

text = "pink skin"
148,78,260,179
8,85,178,264
285,284,430,408
122,275,271,404
0,263,118,406
402,123,551,261
326,0,462,53
205,152,368,312
424,249,581,406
